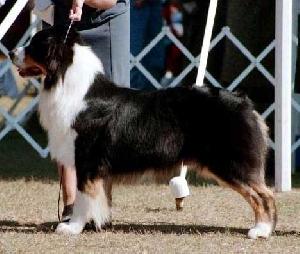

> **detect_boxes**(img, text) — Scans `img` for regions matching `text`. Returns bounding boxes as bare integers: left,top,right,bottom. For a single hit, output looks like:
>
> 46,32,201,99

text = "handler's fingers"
69,7,82,21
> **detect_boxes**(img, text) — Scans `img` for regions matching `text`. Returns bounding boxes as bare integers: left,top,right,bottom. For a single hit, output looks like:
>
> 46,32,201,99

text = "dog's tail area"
252,110,269,179
253,110,269,147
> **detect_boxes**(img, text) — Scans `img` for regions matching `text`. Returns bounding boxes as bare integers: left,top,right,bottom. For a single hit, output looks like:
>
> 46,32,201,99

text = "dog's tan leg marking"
198,166,276,239
230,181,276,239
56,178,111,235
250,183,277,228
82,178,111,230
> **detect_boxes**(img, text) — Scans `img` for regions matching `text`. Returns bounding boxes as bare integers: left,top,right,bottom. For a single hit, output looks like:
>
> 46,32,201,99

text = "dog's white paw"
56,222,83,235
247,222,272,239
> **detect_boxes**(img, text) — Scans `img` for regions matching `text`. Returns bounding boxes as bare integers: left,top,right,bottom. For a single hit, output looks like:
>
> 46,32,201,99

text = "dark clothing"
182,0,275,103
130,0,165,90
53,0,129,30
295,17,300,94
53,0,130,87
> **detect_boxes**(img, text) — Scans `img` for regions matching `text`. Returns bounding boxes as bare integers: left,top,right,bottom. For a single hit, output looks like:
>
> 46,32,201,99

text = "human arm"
70,0,118,21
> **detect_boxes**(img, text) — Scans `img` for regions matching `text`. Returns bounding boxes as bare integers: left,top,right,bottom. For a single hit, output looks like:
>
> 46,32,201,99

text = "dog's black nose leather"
8,51,14,60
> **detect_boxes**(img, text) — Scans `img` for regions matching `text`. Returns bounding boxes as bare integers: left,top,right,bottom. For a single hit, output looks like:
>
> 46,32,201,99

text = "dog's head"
9,26,82,90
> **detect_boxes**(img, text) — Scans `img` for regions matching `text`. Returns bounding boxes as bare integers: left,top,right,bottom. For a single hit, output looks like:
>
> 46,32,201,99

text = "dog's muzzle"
9,47,25,68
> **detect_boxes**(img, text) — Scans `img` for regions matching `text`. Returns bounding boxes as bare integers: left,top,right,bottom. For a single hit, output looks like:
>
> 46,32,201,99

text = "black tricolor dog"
10,27,276,238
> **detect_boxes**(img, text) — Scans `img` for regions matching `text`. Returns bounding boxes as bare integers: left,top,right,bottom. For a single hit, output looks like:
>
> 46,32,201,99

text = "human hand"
69,0,85,21
0,0,6,7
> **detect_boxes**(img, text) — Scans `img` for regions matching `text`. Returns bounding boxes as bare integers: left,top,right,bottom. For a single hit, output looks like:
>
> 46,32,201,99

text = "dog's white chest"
38,83,86,167
37,44,104,167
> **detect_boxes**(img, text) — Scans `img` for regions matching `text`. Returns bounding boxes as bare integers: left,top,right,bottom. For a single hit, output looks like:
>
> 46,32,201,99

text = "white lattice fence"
0,17,49,158
0,22,298,155
130,25,300,153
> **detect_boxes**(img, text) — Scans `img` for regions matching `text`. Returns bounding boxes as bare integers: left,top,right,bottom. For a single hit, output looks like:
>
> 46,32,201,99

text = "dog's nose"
8,51,14,61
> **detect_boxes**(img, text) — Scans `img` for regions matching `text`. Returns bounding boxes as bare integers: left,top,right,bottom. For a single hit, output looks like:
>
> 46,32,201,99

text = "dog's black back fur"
73,73,267,190
11,27,267,188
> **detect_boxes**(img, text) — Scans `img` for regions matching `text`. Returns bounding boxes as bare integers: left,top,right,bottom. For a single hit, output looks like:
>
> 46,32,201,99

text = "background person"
130,0,165,90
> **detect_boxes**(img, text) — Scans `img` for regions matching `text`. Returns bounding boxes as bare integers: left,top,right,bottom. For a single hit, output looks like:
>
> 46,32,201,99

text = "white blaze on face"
12,47,26,68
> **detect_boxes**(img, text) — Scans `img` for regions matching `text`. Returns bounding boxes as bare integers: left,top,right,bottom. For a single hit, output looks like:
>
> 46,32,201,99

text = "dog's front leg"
56,190,91,235
56,178,111,235
56,135,112,235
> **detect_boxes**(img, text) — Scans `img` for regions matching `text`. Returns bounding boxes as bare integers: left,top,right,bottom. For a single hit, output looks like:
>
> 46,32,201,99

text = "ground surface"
1,182,300,254
1,112,300,253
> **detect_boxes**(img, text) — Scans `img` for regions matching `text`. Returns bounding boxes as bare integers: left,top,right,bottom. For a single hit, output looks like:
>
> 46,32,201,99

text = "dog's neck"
43,43,104,92
39,43,104,137
62,43,104,88
73,43,104,74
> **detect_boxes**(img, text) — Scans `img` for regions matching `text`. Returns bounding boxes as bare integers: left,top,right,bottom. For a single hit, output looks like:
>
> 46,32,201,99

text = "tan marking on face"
23,55,47,75
12,47,46,77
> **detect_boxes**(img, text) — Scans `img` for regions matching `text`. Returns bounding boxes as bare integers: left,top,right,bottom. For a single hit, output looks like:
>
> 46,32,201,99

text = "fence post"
196,0,218,87
275,0,292,191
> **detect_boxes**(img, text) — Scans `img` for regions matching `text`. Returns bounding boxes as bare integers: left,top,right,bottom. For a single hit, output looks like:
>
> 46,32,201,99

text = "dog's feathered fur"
10,26,276,239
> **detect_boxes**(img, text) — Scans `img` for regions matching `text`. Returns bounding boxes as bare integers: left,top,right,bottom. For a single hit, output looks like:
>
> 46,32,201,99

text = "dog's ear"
44,44,63,90
44,62,59,90
42,26,79,90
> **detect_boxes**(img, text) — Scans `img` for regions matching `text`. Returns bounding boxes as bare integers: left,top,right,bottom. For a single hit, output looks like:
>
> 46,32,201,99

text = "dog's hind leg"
102,176,113,228
56,177,111,235
229,180,277,239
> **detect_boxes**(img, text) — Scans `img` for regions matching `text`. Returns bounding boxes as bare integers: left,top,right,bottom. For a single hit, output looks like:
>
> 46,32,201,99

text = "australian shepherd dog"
10,26,276,239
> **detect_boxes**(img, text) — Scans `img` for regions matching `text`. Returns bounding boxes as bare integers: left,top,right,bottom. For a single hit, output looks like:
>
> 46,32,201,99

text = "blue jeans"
130,0,165,90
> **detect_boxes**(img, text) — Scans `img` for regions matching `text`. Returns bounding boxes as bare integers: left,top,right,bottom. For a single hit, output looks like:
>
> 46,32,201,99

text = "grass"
1,183,300,253
2,126,300,253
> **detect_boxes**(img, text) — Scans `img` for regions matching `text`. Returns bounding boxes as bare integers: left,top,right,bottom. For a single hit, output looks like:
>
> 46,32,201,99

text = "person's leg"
57,163,77,221
79,11,130,87
79,23,112,79
58,164,77,205
109,10,130,87
143,1,165,86
130,1,152,89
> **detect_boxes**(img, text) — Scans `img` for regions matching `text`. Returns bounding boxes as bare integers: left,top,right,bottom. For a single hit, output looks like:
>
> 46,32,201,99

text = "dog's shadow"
0,220,299,237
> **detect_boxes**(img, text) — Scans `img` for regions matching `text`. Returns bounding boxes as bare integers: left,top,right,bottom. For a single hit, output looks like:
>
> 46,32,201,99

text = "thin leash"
63,19,74,44
57,166,63,222
57,19,74,222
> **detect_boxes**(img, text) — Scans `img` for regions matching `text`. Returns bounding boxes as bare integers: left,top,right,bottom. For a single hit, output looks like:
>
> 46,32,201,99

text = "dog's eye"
23,40,31,48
